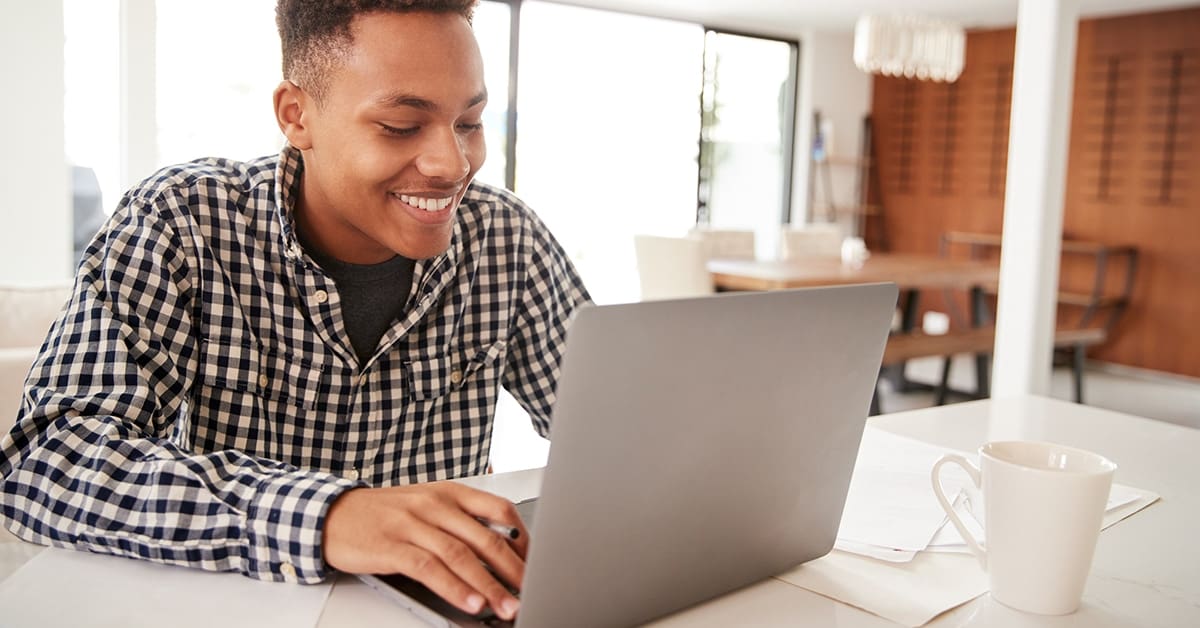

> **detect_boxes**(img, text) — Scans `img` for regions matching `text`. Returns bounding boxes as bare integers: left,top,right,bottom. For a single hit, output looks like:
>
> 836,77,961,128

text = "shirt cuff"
244,470,361,583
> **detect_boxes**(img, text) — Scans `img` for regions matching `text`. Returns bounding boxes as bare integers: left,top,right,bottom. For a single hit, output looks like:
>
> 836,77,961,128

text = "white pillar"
991,0,1080,398
0,1,71,284
120,0,157,190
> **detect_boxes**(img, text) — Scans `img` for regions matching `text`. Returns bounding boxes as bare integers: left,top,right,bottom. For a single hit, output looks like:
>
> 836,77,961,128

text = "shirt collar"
275,144,306,262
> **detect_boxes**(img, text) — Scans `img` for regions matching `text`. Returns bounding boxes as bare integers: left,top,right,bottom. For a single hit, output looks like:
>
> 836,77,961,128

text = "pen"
477,517,520,540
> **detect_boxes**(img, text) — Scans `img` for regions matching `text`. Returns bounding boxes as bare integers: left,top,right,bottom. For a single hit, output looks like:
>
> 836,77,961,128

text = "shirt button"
280,562,297,580
449,370,463,385
345,468,360,482
314,289,329,304
258,373,269,388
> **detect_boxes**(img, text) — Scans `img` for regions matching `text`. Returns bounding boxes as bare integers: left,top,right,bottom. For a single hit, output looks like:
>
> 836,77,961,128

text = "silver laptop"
362,283,899,627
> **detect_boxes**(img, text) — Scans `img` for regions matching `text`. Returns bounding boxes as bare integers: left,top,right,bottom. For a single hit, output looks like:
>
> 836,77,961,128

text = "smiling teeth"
395,193,454,212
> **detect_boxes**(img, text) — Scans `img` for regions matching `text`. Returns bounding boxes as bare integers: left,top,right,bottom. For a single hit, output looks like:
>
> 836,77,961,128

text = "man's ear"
274,80,314,150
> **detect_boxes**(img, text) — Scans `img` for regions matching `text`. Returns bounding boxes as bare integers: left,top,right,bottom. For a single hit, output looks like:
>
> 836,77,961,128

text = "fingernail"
466,593,485,613
502,597,521,619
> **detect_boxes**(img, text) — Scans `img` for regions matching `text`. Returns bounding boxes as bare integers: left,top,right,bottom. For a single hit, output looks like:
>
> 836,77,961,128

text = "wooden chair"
632,235,714,301
687,227,756,260
781,224,842,259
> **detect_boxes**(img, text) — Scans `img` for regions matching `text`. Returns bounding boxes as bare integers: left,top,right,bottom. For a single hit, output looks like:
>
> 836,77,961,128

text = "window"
471,0,513,189
63,0,120,211
699,31,798,259
514,1,704,305
155,0,283,167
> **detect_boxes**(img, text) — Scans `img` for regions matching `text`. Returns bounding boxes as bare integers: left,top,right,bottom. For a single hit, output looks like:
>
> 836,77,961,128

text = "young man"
0,0,590,621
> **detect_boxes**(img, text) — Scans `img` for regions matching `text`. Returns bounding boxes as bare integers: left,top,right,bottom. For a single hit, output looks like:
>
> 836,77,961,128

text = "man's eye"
380,124,419,137
458,122,484,132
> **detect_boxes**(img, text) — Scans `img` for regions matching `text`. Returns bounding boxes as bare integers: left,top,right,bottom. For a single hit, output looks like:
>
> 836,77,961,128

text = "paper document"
836,428,974,553
0,547,333,628
780,424,1163,627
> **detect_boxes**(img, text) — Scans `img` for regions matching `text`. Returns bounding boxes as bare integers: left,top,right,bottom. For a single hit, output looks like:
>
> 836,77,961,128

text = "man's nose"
416,127,471,182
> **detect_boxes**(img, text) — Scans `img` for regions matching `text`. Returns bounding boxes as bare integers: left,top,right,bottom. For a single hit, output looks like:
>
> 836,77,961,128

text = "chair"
1,284,71,434
781,224,843,259
633,235,714,301
687,227,756,260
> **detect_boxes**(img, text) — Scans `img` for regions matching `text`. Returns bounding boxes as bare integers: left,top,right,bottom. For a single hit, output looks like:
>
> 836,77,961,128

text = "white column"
0,1,71,284
991,0,1080,398
120,0,158,190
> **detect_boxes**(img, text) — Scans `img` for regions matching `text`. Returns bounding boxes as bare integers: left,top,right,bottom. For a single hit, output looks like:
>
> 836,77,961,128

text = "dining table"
707,254,999,293
708,253,1001,398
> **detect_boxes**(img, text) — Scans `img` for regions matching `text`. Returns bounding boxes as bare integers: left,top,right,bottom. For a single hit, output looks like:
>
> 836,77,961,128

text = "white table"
2,396,1197,627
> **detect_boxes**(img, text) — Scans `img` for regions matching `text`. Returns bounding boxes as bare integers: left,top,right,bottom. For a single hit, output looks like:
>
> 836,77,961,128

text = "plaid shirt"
0,145,590,583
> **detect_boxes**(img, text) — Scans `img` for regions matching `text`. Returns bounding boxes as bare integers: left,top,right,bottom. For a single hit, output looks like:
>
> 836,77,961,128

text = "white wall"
0,2,72,284
791,29,873,236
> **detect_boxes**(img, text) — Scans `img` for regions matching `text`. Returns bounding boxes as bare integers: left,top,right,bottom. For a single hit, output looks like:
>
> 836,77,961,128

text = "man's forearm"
0,409,360,582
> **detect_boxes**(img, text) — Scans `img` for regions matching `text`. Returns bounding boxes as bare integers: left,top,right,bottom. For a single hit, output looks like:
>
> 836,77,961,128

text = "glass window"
155,0,283,167
515,1,704,305
63,0,121,212
472,1,512,189
699,32,796,259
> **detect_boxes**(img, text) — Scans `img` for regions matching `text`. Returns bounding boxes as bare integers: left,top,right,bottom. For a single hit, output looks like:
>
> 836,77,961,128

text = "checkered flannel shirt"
0,145,591,583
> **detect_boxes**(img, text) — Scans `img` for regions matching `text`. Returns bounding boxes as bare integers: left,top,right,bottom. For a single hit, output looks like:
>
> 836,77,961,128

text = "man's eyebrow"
374,89,488,112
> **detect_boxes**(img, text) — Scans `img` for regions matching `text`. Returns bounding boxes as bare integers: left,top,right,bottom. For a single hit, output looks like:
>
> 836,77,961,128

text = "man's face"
293,11,487,263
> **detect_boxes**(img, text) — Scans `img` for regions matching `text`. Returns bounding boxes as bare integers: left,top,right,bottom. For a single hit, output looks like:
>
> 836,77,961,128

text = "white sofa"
1,284,72,435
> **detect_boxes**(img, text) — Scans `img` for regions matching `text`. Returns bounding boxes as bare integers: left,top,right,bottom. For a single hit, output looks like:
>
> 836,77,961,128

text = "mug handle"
931,454,987,569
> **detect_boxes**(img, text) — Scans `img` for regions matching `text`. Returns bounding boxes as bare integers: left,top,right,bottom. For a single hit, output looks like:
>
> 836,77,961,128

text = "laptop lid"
514,282,898,627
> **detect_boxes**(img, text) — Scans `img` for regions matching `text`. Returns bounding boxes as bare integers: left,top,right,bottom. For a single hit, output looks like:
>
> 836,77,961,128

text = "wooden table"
707,254,999,292
709,254,1001,401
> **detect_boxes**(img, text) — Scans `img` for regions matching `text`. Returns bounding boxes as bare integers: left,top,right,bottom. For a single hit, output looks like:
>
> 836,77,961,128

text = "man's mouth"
392,193,455,212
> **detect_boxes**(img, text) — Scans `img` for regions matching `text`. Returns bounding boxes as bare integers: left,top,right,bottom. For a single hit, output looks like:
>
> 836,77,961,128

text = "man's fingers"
434,511,525,594
405,521,521,620
392,545,487,617
321,484,527,621
452,487,531,558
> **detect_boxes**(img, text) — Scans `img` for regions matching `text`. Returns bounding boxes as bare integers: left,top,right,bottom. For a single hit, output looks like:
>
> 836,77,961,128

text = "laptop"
361,282,899,627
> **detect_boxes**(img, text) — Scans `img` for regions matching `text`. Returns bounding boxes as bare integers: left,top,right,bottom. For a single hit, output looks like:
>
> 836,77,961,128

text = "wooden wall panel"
871,7,1200,378
1064,9,1200,375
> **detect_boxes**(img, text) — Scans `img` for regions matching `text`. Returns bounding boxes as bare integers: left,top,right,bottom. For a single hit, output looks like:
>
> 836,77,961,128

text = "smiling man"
0,0,589,622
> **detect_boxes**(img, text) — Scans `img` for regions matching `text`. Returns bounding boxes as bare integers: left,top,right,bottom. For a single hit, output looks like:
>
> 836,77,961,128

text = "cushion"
0,284,71,348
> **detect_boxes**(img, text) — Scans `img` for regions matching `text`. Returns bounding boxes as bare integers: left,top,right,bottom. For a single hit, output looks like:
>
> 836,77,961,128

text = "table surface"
708,254,999,291
2,396,1196,627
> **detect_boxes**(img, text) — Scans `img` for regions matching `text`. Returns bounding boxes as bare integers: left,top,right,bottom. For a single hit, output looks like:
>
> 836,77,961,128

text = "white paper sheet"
0,547,333,628
837,428,974,552
777,548,988,628
780,488,1161,627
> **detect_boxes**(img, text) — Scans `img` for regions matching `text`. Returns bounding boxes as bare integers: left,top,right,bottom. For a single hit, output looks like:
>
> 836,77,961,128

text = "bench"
938,231,1138,336
871,326,1108,415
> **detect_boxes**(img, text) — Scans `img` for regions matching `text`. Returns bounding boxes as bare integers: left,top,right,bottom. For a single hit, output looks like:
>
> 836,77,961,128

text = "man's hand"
322,482,529,620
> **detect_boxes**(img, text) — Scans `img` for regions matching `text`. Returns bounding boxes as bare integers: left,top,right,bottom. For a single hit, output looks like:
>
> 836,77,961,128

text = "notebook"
362,283,899,627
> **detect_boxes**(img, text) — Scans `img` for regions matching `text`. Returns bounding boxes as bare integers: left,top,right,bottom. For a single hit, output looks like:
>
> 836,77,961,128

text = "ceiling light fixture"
853,14,966,82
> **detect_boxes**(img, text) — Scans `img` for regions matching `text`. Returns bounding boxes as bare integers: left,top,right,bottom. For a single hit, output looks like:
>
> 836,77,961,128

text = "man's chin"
396,237,454,261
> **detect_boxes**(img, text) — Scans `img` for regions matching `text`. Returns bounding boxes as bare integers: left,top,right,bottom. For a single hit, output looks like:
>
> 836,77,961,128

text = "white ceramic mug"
931,441,1116,615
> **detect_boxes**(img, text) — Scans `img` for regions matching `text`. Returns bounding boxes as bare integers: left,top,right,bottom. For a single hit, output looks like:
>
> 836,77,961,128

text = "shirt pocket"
407,340,507,402
197,337,325,410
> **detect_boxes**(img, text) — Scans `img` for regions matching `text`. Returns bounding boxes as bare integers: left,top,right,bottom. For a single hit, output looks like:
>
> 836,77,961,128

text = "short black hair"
276,0,478,103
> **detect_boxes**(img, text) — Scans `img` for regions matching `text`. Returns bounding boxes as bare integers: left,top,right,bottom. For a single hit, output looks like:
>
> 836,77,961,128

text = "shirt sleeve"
501,209,593,438
0,190,358,583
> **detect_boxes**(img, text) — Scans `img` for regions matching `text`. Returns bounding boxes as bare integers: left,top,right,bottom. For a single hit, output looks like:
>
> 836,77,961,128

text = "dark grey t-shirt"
303,244,415,364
